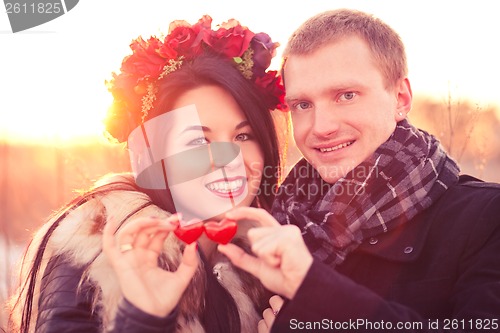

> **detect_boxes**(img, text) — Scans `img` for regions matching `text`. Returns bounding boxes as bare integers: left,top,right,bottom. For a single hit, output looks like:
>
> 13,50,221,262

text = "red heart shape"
174,219,204,244
204,218,238,245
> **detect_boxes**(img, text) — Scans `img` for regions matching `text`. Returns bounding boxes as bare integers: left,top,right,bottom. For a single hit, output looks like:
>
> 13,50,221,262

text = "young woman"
8,16,286,333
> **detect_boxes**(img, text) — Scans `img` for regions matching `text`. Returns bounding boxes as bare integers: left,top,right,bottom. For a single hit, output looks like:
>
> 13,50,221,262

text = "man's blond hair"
282,9,408,89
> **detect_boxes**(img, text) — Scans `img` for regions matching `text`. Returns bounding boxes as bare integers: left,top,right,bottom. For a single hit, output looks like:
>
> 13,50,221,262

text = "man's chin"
318,174,341,184
313,163,355,184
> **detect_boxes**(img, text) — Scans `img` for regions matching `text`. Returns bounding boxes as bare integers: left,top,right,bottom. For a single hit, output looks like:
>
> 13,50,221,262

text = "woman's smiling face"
164,84,264,222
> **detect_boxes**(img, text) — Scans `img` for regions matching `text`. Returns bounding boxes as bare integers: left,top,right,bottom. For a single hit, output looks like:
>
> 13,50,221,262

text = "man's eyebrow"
284,96,301,104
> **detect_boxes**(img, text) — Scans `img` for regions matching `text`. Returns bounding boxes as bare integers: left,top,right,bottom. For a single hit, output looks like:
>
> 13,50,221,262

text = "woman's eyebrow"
235,120,250,130
180,125,211,134
180,120,249,133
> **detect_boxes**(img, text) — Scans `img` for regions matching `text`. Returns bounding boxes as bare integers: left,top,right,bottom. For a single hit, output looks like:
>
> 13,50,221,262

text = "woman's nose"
209,142,242,170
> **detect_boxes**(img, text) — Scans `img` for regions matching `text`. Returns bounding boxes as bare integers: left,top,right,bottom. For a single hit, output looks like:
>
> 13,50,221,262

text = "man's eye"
293,101,311,111
339,92,356,101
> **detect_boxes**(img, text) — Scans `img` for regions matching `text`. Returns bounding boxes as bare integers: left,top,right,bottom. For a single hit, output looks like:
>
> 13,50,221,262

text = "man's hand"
218,207,313,299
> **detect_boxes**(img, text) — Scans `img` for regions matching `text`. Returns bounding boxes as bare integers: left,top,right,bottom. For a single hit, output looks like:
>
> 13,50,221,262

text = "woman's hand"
258,295,284,333
102,215,198,317
218,207,313,300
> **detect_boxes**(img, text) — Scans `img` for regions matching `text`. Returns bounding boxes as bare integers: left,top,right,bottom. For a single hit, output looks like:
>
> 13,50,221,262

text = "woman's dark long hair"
8,176,147,333
9,53,282,333
142,52,282,333
147,52,281,212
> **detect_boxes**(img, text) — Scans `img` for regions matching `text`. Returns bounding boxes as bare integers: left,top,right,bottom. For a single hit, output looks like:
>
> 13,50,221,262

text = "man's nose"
311,106,340,138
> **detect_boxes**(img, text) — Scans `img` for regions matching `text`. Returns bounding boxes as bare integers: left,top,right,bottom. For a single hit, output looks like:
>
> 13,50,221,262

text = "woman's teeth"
206,179,243,193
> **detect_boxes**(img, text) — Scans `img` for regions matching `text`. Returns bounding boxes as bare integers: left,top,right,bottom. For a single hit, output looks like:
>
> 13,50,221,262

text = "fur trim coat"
9,174,265,332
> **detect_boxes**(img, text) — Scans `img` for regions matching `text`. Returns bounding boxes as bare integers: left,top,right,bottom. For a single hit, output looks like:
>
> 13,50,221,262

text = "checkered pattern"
272,119,460,266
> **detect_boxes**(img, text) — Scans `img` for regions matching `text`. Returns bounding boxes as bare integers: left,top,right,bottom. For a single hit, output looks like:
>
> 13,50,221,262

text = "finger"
217,243,263,278
247,226,280,244
249,224,302,245
262,308,275,326
250,225,303,266
147,230,169,254
258,318,270,333
118,216,179,246
102,217,121,261
173,243,199,288
133,224,168,248
225,207,280,227
249,230,283,267
269,295,284,314
252,246,281,267
115,217,158,246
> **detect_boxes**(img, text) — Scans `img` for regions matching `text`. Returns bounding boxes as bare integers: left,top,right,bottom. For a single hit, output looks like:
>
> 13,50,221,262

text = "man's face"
284,36,411,183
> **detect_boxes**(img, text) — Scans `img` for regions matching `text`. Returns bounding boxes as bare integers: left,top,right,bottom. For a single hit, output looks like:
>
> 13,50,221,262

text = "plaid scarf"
272,119,460,266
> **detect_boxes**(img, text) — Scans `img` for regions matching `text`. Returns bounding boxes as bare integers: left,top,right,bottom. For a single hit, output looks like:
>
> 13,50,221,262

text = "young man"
219,8,500,332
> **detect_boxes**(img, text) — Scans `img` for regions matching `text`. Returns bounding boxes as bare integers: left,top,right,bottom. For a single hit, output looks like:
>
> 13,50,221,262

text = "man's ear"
395,78,412,121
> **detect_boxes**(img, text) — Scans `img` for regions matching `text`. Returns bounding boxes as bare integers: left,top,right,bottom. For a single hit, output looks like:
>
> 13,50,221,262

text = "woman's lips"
205,177,246,198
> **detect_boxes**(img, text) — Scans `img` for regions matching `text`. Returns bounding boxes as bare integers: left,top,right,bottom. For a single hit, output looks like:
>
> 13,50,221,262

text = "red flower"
255,71,287,111
212,19,255,58
164,16,213,59
157,42,177,60
105,15,289,143
164,26,200,58
191,15,214,46
121,37,166,79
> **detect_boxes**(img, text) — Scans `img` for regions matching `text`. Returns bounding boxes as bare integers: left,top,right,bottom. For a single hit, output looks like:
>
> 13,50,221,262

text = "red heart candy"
204,218,237,245
174,219,204,244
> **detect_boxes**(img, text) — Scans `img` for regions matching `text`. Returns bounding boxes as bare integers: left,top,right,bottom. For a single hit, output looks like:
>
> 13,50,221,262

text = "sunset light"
1,86,111,142
1,0,500,143
3,2,500,330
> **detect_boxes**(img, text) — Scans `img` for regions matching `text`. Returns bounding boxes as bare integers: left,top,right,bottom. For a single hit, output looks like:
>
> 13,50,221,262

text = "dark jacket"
11,179,264,333
35,255,177,333
273,175,500,332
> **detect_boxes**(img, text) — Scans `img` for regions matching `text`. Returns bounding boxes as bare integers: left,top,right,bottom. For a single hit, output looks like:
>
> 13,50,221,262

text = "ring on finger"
119,243,134,253
272,308,280,316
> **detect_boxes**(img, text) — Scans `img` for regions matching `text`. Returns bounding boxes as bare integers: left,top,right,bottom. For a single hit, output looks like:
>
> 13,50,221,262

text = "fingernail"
159,219,179,227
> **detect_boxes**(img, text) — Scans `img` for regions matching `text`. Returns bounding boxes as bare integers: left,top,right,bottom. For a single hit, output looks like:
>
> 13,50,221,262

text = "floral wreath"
105,15,287,142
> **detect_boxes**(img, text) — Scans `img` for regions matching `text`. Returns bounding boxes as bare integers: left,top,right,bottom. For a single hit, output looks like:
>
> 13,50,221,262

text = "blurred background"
1,0,500,328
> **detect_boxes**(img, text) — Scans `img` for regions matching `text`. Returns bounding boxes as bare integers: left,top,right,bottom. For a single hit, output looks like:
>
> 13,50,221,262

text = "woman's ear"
395,78,412,121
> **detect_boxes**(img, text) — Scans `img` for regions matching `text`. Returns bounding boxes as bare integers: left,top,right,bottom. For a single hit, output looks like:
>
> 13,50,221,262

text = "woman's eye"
235,133,252,141
339,92,356,101
187,137,209,145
